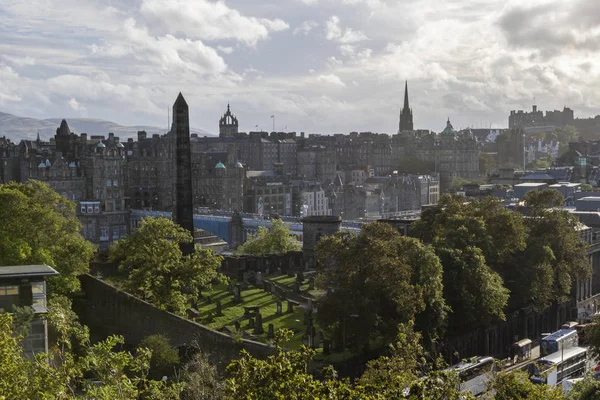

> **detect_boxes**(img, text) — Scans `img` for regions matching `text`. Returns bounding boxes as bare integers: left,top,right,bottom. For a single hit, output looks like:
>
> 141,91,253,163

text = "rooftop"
514,183,548,188
0,265,59,278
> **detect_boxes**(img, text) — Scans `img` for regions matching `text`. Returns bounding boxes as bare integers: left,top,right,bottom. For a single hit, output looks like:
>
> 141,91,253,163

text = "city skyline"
1,0,599,134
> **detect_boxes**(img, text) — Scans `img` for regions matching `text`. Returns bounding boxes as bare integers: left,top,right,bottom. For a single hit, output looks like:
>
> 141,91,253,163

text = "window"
120,225,127,238
0,286,19,295
106,179,112,187
100,227,109,241
31,282,45,295
87,205,93,213
113,179,118,187
81,205,86,213
94,205,100,213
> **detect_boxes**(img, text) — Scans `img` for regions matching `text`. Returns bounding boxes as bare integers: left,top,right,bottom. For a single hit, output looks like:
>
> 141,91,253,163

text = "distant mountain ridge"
0,111,215,142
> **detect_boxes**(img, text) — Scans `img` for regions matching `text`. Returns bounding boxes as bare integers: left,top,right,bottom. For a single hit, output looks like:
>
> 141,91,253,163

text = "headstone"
267,323,274,339
276,301,282,316
317,330,324,344
215,300,222,316
297,271,304,283
206,295,213,303
242,282,249,290
294,281,301,294
310,326,316,349
254,312,264,334
323,339,331,355
287,269,294,278
256,271,263,285
248,317,255,329
308,277,315,290
263,281,270,292
287,300,294,313
234,284,241,303
228,282,234,294
243,271,249,285
234,321,240,331
265,266,270,275
271,284,277,294
307,299,312,310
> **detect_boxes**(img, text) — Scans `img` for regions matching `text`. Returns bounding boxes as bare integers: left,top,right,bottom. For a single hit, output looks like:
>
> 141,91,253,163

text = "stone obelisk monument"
172,92,194,256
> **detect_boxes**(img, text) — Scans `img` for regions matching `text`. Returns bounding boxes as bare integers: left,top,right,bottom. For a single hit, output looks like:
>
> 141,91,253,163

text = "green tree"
181,351,226,400
225,329,360,399
235,218,300,256
581,184,593,192
315,222,447,351
487,370,564,400
566,374,600,399
139,334,180,380
0,312,183,400
110,217,224,316
520,190,590,309
479,152,496,175
0,180,94,295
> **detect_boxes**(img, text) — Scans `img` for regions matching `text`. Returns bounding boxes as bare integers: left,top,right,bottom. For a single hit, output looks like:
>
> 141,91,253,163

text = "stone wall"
220,251,304,278
74,274,273,364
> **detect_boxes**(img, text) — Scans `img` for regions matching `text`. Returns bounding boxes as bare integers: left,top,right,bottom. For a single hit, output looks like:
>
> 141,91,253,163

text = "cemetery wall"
74,274,273,364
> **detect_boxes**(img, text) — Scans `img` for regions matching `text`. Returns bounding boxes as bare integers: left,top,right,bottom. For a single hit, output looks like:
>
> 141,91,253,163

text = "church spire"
399,80,414,133
403,80,410,111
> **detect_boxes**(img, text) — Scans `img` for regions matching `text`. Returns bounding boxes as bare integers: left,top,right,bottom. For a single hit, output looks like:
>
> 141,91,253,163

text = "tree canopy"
411,192,589,330
110,217,224,316
0,180,94,296
234,218,300,256
315,222,447,350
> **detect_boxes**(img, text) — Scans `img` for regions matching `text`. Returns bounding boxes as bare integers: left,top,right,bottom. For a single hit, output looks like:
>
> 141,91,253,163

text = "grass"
269,275,326,300
197,282,315,349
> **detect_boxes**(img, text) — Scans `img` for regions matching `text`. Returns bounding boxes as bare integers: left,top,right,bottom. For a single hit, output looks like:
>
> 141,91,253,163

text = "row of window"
0,283,44,296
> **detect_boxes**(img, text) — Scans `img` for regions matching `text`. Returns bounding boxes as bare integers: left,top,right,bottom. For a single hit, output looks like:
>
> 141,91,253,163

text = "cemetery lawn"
198,283,312,349
269,275,326,299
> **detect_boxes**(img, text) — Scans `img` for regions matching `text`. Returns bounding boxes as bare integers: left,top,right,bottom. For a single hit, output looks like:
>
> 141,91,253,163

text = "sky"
1,0,600,135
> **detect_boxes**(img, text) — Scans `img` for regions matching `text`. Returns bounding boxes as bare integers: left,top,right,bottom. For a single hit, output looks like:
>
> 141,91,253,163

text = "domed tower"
219,103,239,138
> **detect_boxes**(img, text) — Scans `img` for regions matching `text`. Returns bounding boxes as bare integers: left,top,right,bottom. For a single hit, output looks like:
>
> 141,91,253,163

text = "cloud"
92,18,228,76
68,98,85,111
294,20,318,35
325,16,368,43
140,0,289,46
218,46,234,54
317,74,346,87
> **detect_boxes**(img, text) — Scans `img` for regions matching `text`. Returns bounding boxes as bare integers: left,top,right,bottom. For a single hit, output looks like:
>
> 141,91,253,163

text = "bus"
540,329,578,357
445,356,496,397
530,346,588,387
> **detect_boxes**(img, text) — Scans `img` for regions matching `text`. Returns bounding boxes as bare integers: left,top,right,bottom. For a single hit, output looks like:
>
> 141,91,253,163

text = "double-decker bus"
540,329,578,357
530,346,588,387
445,356,496,396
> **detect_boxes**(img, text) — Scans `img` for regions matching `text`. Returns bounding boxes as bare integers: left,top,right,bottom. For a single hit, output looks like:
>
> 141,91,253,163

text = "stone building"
509,104,600,138
243,171,294,216
394,119,478,190
191,151,244,212
0,136,20,183
125,131,172,211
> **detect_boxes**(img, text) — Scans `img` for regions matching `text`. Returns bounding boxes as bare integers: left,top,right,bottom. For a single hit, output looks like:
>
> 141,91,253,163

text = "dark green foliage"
315,222,447,350
139,334,180,380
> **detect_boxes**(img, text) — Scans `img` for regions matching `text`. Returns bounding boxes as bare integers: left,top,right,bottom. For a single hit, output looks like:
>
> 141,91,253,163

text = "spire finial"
227,103,230,112
403,80,410,111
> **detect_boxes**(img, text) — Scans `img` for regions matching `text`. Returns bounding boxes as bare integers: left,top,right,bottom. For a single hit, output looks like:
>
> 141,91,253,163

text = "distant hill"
0,111,215,142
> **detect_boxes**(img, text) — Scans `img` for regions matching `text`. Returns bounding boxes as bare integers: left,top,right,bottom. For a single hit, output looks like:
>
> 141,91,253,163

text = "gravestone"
271,284,277,294
287,269,294,278
254,312,264,334
206,295,213,303
308,277,315,290
317,330,324,344
323,339,331,355
248,318,255,329
234,321,240,331
215,300,222,316
265,266,270,275
228,282,234,294
256,271,263,287
307,299,312,310
287,300,294,313
276,301,282,316
297,271,304,283
267,323,275,339
242,282,249,290
310,326,317,349
294,281,301,294
234,284,241,303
